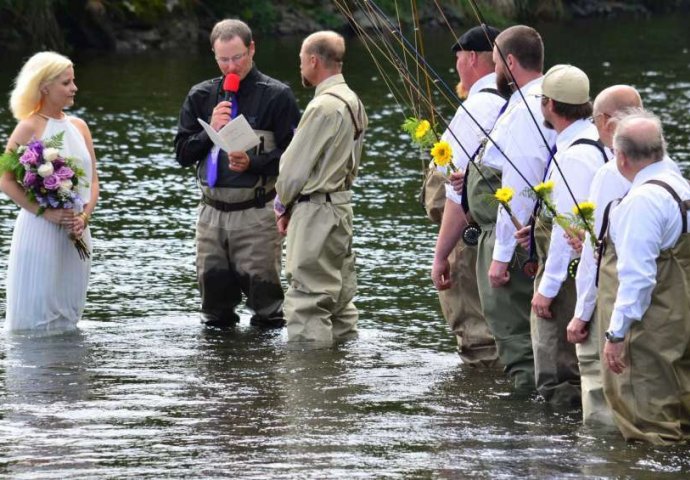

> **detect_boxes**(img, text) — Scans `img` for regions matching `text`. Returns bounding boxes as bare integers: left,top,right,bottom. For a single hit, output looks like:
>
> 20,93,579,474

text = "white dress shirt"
537,120,608,298
574,155,682,322
607,160,690,337
573,160,628,321
440,72,506,205
486,77,558,262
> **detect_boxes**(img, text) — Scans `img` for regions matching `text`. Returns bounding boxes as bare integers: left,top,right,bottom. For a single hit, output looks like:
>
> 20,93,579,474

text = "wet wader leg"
229,205,285,328
576,307,614,425
196,214,241,326
476,227,535,393
285,203,348,345
330,206,358,341
530,277,581,407
440,242,499,366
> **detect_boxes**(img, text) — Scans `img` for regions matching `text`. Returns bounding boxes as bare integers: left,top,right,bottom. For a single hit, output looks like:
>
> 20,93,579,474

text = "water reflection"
2,330,94,475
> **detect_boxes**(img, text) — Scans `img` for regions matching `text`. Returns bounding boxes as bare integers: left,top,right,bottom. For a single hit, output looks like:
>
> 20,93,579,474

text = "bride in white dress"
1,52,100,333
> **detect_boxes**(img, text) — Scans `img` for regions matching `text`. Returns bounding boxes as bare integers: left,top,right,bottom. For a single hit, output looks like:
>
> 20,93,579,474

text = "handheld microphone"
222,73,240,119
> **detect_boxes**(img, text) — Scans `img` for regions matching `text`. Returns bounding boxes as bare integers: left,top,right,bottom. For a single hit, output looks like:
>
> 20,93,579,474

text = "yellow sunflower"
414,120,431,141
534,179,555,196
573,201,596,217
430,140,452,168
494,187,514,205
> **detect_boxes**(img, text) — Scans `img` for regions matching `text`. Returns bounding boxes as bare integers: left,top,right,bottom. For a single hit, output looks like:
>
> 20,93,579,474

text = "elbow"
0,174,12,195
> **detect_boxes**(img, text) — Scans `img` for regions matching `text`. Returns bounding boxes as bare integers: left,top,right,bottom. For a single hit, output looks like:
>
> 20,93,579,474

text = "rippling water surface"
1,15,689,479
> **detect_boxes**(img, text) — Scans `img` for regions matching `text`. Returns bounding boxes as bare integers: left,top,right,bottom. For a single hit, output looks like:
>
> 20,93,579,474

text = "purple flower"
52,159,65,170
43,174,61,191
22,171,39,188
55,166,74,180
47,195,60,208
19,148,40,166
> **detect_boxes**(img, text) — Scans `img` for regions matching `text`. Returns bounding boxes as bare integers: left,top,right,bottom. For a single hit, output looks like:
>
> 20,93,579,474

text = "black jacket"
174,66,300,187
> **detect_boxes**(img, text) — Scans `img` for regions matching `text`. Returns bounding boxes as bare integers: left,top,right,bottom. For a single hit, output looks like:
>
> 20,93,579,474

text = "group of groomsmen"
426,24,690,445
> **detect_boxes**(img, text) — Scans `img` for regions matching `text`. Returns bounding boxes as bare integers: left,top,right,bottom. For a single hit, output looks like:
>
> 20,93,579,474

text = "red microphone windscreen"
223,73,240,93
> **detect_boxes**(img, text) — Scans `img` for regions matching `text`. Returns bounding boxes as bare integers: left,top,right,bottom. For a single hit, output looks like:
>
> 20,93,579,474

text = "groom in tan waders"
276,31,368,346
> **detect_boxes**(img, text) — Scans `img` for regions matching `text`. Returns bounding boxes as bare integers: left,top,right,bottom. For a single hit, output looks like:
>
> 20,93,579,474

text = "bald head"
593,85,643,118
613,111,665,165
303,31,345,70
593,85,643,147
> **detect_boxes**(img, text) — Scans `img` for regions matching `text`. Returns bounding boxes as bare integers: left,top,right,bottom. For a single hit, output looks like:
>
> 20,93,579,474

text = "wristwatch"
605,331,625,343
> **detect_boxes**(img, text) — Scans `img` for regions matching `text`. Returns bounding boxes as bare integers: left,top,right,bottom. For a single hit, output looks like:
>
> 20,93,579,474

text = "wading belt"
202,189,276,212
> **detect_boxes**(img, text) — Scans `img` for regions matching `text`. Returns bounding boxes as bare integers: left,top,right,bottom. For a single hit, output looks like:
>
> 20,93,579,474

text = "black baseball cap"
451,25,501,53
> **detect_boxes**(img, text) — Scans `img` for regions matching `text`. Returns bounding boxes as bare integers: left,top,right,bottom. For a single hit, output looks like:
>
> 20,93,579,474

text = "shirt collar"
238,66,259,94
315,74,346,96
510,76,543,104
468,72,497,97
556,118,597,151
631,158,675,188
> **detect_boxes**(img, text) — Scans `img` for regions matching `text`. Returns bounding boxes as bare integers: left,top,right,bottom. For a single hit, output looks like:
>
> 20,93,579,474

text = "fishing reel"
568,257,580,279
462,223,481,246
521,258,538,279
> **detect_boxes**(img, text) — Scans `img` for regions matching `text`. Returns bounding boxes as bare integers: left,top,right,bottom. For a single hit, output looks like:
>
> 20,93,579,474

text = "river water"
0,14,689,479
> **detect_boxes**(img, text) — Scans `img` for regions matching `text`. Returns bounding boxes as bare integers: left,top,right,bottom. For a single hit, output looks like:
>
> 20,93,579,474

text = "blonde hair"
10,51,73,121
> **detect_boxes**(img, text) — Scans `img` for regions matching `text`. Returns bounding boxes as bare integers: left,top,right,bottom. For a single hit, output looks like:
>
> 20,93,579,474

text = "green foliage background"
0,0,686,52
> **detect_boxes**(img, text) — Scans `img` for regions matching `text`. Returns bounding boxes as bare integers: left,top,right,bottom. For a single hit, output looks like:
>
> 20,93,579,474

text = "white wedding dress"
5,116,93,333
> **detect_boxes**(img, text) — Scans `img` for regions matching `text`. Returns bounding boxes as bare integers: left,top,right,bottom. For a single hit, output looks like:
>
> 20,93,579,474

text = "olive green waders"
285,191,357,346
467,163,535,392
597,195,690,444
531,216,581,406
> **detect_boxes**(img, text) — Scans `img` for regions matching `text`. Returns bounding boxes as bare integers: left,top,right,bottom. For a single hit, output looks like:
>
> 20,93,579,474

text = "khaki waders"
597,187,690,444
531,216,581,406
285,191,358,345
424,165,498,366
196,180,283,327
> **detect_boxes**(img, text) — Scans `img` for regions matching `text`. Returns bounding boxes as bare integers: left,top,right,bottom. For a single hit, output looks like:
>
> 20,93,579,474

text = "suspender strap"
645,179,690,234
595,198,621,287
569,138,609,164
478,87,508,100
324,92,364,140
460,143,484,214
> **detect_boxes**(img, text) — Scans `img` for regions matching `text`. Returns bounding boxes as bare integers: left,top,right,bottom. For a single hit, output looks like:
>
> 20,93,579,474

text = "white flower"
16,145,26,155
59,179,73,192
37,162,54,178
43,147,60,162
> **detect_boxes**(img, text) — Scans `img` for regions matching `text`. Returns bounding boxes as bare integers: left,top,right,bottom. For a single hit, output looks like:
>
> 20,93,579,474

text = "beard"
455,81,468,100
301,75,313,88
543,118,555,130
496,69,514,98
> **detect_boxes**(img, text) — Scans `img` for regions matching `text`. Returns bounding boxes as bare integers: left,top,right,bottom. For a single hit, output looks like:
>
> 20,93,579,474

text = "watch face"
605,331,624,343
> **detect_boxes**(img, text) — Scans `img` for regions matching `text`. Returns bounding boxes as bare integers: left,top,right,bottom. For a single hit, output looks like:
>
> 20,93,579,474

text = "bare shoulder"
4,116,43,152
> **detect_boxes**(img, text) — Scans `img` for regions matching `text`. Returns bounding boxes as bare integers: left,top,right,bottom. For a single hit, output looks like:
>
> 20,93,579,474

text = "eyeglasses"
214,50,249,65
591,112,611,122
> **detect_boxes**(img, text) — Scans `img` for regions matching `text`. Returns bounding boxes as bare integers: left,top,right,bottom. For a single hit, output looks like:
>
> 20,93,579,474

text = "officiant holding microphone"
174,18,300,329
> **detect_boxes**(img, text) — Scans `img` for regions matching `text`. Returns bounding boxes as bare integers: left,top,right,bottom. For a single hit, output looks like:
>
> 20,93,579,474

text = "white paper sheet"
197,114,260,153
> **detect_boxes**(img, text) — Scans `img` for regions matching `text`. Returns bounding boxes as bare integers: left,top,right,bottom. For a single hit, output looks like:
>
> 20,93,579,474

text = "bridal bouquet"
0,131,90,260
